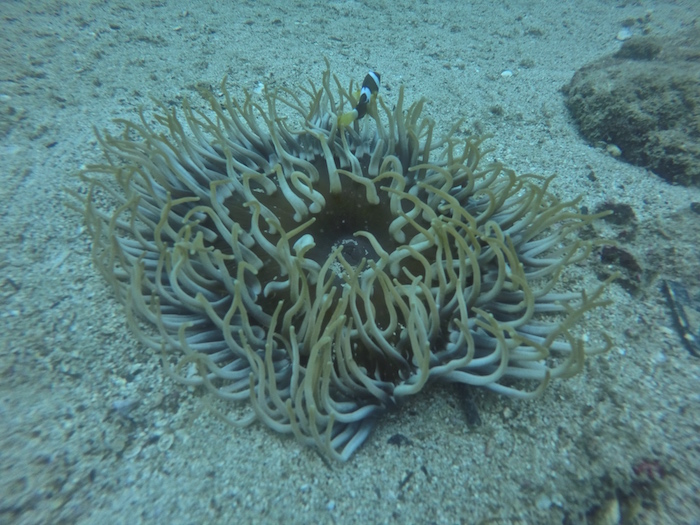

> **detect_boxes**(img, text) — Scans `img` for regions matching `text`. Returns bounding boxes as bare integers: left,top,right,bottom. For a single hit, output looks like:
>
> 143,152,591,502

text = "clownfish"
338,70,381,127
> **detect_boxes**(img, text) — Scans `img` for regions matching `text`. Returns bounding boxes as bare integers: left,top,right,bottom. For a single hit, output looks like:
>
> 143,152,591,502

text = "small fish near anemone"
78,63,614,461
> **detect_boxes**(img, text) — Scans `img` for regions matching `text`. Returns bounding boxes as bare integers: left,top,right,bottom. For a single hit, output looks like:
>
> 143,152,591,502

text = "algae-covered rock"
564,33,700,185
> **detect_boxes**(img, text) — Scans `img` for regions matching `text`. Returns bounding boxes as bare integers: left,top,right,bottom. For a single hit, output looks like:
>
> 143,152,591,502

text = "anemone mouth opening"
300,155,395,270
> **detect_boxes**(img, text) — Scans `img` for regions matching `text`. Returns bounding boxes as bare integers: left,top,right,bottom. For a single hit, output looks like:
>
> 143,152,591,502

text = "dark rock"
614,36,662,60
564,31,700,185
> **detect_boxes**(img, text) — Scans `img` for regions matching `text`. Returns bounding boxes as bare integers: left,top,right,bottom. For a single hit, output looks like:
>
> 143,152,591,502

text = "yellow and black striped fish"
338,70,381,127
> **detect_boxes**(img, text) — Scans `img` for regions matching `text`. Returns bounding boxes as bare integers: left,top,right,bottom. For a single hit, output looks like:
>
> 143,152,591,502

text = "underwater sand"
1,1,699,523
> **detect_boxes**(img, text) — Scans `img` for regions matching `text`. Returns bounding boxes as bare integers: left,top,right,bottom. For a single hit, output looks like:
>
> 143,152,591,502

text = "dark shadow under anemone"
78,63,614,461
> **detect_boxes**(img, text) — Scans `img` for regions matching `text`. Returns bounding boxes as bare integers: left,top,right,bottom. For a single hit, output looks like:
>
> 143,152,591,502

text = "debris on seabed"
661,280,700,357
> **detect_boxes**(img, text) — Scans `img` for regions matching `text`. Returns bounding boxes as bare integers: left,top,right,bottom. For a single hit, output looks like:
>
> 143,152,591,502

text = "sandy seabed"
1,1,699,524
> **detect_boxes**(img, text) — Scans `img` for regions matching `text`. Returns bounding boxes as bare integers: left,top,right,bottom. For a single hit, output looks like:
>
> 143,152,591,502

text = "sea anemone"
79,63,612,461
